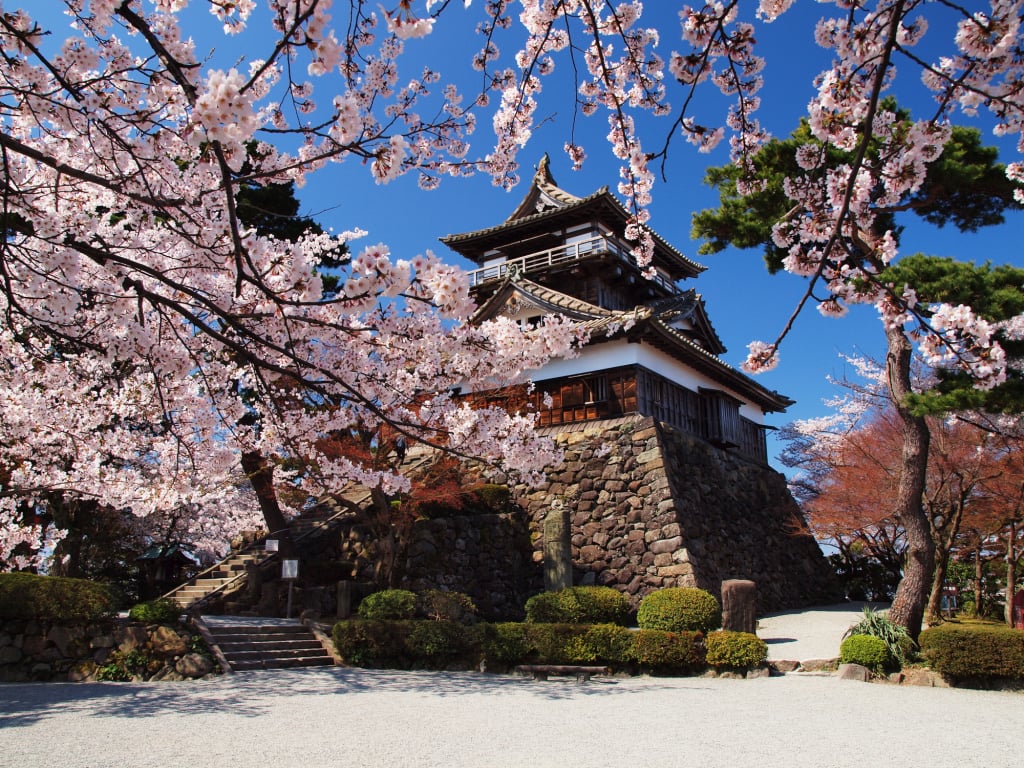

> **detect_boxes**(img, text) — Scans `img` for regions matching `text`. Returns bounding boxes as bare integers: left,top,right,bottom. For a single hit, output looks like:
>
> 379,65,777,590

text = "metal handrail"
465,235,679,295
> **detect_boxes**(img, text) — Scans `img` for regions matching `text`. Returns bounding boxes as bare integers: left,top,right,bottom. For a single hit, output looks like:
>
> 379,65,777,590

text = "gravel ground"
3,666,1021,768
757,601,886,661
2,604,1021,768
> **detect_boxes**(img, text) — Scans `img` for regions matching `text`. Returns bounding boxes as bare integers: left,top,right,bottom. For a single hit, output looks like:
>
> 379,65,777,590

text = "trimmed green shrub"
706,631,768,670
525,622,584,664
629,629,706,672
333,619,410,667
843,606,916,666
636,588,721,633
919,623,1024,681
406,620,475,660
128,598,183,624
481,622,532,665
416,590,478,624
563,623,634,665
839,634,891,672
357,589,417,621
0,572,116,621
524,586,630,625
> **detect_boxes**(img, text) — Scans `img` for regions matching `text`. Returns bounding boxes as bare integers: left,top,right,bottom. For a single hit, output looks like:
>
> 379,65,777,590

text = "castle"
330,157,836,618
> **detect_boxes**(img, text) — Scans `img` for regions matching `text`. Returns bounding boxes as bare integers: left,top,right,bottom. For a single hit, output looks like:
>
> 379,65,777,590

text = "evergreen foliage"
0,572,116,621
636,587,721,633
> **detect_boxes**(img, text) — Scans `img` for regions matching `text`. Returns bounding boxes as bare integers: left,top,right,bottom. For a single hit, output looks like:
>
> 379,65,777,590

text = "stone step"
229,656,334,671
205,625,311,638
200,621,335,672
217,639,324,653
221,647,329,663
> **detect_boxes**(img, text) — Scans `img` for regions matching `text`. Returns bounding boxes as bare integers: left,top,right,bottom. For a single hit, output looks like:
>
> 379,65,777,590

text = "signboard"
281,559,299,580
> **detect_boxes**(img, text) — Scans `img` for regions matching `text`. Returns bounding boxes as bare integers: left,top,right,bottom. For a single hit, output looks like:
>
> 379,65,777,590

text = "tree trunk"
885,325,935,639
973,544,984,617
926,502,966,625
240,449,296,558
926,553,950,625
1006,522,1017,627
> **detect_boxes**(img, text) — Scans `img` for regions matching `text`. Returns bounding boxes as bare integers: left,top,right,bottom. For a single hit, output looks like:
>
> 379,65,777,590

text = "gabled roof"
441,155,705,281
472,276,793,413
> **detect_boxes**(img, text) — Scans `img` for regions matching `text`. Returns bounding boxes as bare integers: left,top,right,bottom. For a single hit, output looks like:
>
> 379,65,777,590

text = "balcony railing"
465,235,679,295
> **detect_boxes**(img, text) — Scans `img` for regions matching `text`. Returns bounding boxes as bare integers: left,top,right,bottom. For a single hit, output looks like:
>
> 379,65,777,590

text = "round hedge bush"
357,589,417,621
840,634,891,672
128,598,183,624
705,630,768,669
636,587,721,633
524,586,630,625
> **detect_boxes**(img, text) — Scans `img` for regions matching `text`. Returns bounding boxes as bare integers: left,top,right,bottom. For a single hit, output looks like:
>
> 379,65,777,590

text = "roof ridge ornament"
534,153,555,186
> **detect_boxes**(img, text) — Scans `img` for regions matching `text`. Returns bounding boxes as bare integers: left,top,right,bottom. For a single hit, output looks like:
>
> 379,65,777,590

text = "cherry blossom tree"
2,2,1023,576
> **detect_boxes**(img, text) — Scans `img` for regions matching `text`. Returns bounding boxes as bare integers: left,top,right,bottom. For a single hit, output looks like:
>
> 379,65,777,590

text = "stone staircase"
162,447,435,612
168,551,264,609
197,618,337,671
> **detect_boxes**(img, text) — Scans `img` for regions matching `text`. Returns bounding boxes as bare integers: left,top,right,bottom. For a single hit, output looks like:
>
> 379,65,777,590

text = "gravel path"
3,603,1021,768
757,601,886,661
3,667,1021,768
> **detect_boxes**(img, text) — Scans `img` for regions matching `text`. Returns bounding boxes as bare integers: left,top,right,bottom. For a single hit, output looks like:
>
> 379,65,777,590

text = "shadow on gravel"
0,668,717,727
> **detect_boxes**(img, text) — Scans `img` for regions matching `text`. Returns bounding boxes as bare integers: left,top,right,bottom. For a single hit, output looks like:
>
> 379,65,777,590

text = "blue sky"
33,2,1024,470
285,3,1024,469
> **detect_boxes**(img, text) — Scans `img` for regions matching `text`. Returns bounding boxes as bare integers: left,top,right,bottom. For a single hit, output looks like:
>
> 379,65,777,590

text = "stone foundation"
329,415,835,620
510,416,837,613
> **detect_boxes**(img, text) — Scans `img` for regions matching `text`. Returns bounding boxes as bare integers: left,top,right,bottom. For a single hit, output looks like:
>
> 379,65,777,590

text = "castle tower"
434,156,835,612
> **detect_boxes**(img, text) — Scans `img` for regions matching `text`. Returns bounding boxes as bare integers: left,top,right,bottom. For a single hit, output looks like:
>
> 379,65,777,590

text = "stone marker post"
543,498,573,592
721,579,757,634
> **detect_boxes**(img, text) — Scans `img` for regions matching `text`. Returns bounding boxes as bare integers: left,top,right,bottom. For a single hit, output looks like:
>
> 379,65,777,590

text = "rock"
150,625,188,655
836,663,871,682
0,645,23,664
176,653,214,679
152,665,187,682
769,659,801,674
900,668,950,688
115,625,148,653
745,665,771,679
800,658,837,673
67,660,99,682
29,663,53,681
47,625,85,656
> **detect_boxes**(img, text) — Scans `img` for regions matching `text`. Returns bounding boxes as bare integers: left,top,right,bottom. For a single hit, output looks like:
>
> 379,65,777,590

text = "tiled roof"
440,157,704,279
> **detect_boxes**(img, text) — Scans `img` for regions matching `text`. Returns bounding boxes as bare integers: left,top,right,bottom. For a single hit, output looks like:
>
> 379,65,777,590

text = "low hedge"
333,619,705,674
357,589,417,621
629,629,706,672
128,598,183,624
636,587,721,633
919,623,1024,681
524,586,631,626
0,572,117,622
840,634,891,673
706,630,768,670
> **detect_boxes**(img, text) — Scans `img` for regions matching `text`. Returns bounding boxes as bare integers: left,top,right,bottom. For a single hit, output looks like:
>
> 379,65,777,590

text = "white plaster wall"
531,338,769,423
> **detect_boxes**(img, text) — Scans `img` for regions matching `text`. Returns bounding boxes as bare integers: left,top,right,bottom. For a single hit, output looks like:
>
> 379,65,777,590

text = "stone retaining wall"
510,416,836,612
0,617,215,682
331,416,835,619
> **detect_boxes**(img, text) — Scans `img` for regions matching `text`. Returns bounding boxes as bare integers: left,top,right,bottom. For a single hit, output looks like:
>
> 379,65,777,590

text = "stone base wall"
335,511,539,621
510,416,837,613
0,617,215,682
327,415,836,620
